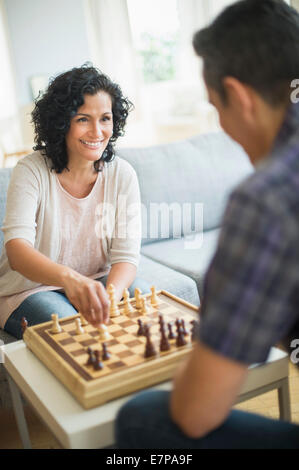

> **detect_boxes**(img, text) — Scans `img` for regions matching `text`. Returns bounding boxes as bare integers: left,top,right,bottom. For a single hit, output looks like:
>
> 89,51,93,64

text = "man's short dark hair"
193,0,299,106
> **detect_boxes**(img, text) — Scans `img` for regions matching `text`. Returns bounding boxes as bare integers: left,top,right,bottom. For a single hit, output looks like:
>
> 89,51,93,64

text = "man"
115,0,299,448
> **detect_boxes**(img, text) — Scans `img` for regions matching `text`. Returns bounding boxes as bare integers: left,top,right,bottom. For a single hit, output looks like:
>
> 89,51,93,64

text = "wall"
3,0,91,146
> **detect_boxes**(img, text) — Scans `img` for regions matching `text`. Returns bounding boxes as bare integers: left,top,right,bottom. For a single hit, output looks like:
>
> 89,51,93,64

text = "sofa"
0,131,253,407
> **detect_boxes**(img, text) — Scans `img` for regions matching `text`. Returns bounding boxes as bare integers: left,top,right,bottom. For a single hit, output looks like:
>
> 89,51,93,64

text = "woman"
0,65,149,339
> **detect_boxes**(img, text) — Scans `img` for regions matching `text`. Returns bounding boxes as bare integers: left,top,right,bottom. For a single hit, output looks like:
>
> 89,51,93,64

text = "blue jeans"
4,276,151,339
115,390,299,449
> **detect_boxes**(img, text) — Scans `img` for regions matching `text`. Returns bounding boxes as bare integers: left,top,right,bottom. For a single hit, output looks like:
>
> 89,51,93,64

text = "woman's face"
65,91,113,166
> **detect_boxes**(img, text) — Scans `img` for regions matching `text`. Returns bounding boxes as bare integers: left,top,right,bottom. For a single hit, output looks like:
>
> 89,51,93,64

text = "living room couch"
0,131,253,407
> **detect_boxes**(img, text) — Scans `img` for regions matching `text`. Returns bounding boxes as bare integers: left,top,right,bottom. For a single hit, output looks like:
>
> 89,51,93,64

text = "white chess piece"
75,318,85,335
98,324,110,341
108,284,120,317
51,313,62,334
134,288,142,309
150,286,159,307
79,312,88,326
123,288,134,315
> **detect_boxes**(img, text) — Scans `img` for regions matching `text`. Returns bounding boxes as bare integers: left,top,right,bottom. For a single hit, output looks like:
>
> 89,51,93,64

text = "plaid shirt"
198,102,299,365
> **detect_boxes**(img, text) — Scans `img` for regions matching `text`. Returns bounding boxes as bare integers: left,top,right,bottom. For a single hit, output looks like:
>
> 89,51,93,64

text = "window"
127,0,180,84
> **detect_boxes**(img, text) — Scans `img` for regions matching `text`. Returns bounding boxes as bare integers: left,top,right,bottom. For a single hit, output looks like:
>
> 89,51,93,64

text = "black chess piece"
191,320,199,342
86,347,95,366
168,322,175,340
102,342,111,361
93,350,104,370
176,325,187,347
137,319,145,336
160,327,171,352
181,318,188,336
144,325,157,358
21,317,28,337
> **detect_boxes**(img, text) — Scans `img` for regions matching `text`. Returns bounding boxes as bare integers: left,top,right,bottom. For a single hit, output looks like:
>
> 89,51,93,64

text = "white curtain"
0,0,23,165
85,0,140,110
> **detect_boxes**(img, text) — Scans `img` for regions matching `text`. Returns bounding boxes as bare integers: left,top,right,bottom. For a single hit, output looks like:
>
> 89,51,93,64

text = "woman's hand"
61,269,110,327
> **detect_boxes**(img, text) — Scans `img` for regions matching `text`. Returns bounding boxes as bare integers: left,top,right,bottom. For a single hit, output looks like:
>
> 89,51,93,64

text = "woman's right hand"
61,269,110,327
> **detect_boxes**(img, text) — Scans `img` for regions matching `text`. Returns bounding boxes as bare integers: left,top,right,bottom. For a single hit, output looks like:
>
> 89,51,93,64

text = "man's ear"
223,77,254,119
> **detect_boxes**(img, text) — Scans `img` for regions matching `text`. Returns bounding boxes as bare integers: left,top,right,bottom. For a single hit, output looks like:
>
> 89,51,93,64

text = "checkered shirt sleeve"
197,186,298,365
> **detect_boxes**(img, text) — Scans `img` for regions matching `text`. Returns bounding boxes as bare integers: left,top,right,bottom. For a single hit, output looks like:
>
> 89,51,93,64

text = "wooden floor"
0,361,299,449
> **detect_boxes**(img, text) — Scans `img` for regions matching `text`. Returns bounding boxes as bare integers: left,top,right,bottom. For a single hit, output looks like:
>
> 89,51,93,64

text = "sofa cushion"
141,228,221,296
117,132,252,245
137,255,200,307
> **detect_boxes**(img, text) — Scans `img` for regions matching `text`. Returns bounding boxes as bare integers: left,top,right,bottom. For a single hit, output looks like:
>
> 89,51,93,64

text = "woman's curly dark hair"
31,64,133,173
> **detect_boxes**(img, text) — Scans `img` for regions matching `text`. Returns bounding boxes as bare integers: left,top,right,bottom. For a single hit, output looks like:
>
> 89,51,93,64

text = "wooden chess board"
23,290,199,409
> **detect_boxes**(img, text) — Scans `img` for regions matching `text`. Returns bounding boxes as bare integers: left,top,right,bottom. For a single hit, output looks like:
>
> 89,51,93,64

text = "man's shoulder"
232,153,299,218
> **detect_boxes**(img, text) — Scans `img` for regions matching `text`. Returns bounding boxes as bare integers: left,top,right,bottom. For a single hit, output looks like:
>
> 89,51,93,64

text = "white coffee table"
2,340,291,449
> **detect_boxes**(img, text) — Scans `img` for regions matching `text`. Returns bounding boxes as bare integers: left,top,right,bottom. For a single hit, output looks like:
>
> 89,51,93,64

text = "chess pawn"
79,312,88,326
150,286,159,307
176,325,187,347
98,323,110,342
123,288,134,316
75,317,85,335
93,350,103,371
108,284,120,317
160,327,171,352
21,317,28,336
137,319,145,336
134,288,142,310
86,347,96,366
51,313,62,334
144,325,157,358
140,297,150,315
102,342,111,361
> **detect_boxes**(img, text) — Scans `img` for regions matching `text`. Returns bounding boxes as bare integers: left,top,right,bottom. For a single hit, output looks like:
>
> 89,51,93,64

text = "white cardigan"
0,151,141,297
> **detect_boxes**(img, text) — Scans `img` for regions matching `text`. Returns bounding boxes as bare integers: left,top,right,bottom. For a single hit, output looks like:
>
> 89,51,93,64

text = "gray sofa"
0,131,252,407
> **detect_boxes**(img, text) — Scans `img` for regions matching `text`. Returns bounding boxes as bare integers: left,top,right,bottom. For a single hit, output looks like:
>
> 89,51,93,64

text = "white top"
0,151,141,328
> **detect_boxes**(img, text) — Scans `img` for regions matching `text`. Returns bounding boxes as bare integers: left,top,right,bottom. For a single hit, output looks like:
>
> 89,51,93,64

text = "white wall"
3,0,91,106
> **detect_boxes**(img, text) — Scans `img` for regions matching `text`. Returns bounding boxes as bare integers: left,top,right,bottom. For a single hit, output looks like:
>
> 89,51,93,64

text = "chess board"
23,290,199,409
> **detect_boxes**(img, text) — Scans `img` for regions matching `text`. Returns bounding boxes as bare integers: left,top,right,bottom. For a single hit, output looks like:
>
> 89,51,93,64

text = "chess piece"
98,323,110,341
160,327,171,352
176,325,187,347
175,318,181,335
86,347,96,366
21,317,28,336
191,320,199,342
140,297,150,315
123,288,134,316
168,322,175,340
51,313,62,334
158,314,165,332
108,284,120,317
79,312,88,326
75,317,85,335
102,342,111,361
93,350,103,371
144,325,157,358
134,288,142,310
181,318,188,336
137,319,145,336
150,286,159,307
